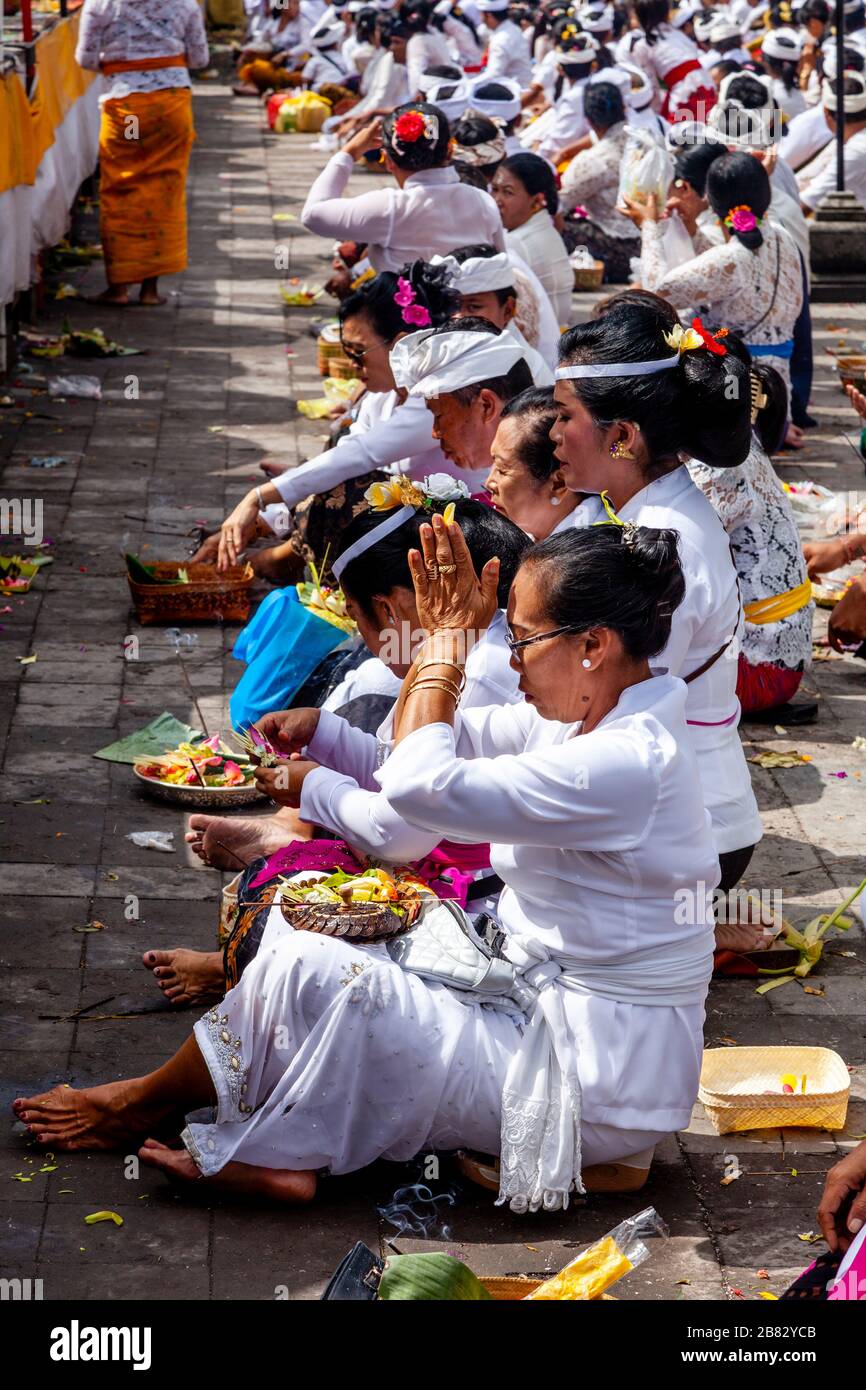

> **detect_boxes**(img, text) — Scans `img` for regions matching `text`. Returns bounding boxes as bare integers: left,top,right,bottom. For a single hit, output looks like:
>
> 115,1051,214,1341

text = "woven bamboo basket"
317,323,356,380
698,1046,850,1135
128,561,255,624
572,260,605,291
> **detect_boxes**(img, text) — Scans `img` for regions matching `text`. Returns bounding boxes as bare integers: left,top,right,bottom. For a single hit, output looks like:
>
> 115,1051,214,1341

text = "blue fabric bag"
230,587,349,730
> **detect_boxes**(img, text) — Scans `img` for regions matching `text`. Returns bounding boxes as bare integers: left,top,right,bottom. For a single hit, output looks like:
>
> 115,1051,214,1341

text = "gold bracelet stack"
405,676,462,704
413,657,467,689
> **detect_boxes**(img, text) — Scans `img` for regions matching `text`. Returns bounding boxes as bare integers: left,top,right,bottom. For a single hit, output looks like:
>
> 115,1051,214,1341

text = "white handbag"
386,898,533,1014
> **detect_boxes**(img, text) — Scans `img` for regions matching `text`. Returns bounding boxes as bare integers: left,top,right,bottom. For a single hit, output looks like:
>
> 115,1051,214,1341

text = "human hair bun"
383,102,451,171
626,525,686,626
678,345,751,467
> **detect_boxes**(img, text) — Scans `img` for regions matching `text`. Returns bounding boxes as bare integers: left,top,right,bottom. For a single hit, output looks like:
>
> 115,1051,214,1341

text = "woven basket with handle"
128,561,254,624
698,1045,850,1134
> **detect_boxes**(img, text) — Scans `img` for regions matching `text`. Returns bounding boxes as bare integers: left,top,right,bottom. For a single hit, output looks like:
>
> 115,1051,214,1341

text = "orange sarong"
99,87,195,285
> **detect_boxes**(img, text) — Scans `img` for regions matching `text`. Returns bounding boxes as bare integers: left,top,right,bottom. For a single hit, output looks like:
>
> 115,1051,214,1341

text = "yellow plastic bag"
525,1207,668,1301
274,92,332,134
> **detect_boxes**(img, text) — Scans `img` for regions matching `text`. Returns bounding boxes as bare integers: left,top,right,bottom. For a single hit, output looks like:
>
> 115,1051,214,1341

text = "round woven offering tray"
280,895,422,942
133,768,266,808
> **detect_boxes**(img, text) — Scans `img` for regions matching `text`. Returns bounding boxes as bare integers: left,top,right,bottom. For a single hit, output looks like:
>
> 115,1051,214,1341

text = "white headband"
761,27,803,61
707,18,743,43
671,3,701,29
823,74,866,112
556,356,679,380
310,19,346,46
430,251,516,293
578,4,614,33
468,76,522,121
332,505,416,581
476,0,510,10
391,328,525,397
425,81,472,122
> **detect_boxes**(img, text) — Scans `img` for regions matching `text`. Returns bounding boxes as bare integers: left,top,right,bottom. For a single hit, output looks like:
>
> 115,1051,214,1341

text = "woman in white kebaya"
551,295,763,891
17,518,717,1214
491,153,574,327
485,386,580,539
301,100,505,272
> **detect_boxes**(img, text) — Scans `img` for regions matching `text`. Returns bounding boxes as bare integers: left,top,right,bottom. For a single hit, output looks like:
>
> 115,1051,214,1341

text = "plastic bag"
48,374,102,399
658,210,696,271
525,1207,669,1300
126,831,175,853
617,128,673,210
230,587,350,729
272,91,332,134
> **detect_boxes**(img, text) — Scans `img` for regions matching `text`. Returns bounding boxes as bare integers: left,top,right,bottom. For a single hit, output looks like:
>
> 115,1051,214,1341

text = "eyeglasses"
504,623,585,660
340,337,389,367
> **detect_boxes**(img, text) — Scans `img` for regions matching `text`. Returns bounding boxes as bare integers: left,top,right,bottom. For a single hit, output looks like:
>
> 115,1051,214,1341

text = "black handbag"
320,1242,384,1301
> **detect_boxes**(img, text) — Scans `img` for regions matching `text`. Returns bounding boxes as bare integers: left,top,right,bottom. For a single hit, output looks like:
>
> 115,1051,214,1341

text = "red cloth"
736,654,804,714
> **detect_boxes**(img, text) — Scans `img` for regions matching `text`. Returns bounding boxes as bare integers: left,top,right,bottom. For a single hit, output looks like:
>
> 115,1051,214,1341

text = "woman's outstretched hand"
407,514,499,641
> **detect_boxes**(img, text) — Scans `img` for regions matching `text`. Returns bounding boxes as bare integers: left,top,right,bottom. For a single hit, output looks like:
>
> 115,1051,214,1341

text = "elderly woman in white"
15,516,716,1212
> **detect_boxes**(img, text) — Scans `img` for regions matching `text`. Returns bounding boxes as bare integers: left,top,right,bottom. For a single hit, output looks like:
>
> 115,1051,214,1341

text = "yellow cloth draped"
99,87,195,285
29,11,95,170
0,70,37,194
744,579,813,625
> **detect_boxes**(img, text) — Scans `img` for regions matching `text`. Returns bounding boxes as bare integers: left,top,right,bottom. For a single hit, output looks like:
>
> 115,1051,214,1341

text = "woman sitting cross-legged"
151,494,528,1005
17,519,718,1211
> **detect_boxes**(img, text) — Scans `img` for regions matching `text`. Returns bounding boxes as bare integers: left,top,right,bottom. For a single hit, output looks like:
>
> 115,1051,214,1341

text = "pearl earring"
550,495,562,506
582,658,592,669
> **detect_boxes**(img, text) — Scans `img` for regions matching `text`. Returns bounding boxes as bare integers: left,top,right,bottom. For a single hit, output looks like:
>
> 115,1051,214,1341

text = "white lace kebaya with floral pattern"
75,0,209,101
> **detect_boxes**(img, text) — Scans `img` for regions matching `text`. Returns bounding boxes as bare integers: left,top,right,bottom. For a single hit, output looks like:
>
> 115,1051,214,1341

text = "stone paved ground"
1,79,864,1302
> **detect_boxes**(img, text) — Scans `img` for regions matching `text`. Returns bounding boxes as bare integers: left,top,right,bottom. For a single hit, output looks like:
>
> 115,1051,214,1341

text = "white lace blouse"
640,219,803,392
75,0,209,100
688,438,813,671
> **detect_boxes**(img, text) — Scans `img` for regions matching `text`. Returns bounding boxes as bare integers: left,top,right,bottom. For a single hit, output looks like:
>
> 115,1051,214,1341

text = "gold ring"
438,563,457,574
425,562,440,578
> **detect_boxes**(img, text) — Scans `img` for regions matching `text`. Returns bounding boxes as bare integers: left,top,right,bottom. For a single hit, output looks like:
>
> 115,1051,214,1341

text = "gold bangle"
406,678,462,702
413,657,467,688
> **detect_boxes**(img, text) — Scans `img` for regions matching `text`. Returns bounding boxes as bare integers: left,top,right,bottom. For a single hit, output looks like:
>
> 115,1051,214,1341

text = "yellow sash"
744,579,812,625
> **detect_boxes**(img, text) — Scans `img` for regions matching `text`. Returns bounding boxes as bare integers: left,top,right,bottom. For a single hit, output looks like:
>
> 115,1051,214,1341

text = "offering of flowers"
134,735,255,788
296,556,355,634
279,279,324,307
279,863,435,940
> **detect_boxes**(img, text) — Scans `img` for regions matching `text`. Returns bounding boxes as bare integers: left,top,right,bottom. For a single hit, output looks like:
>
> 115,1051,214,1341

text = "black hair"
399,0,433,32
721,331,788,455
724,72,775,109
452,243,516,306
382,101,451,169
711,58,743,82
845,3,866,34
766,0,796,25
432,4,478,40
763,52,798,90
497,153,559,216
838,73,866,118
455,163,490,189
338,259,459,341
715,33,744,55
378,14,410,44
583,81,625,130
453,111,504,156
634,0,669,44
423,316,534,405
558,297,752,470
423,62,463,81
499,386,559,482
355,7,378,43
706,151,771,250
592,286,679,326
522,524,686,661
673,138,727,195
800,0,830,18
336,498,531,615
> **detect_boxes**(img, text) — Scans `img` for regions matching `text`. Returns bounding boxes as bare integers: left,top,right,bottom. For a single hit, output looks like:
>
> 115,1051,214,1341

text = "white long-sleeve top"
485,19,533,87
505,210,574,327
569,466,762,855
270,388,487,509
799,128,866,213
376,672,718,1132
537,77,591,159
405,30,454,94
300,609,521,860
779,101,831,172
75,0,209,100
302,154,505,272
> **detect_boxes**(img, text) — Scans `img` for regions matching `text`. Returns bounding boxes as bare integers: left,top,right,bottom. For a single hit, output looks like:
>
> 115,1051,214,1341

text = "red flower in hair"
691,317,728,356
393,111,426,144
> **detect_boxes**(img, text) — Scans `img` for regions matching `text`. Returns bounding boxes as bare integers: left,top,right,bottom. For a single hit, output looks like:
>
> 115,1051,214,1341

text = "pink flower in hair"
727,205,758,233
394,277,415,307
403,304,431,327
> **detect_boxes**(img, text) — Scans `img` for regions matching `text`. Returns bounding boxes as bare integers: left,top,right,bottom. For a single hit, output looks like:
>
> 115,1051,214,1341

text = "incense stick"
175,652,210,738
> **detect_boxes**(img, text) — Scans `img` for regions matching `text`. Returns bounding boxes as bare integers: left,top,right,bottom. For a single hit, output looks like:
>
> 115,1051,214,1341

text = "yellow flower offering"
442,502,457,527
364,476,426,511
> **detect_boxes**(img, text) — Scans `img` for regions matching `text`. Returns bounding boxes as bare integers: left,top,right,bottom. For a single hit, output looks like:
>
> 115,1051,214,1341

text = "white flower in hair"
422,474,471,502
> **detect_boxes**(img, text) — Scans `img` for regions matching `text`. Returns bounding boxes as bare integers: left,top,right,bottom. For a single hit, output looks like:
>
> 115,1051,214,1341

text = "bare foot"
142,948,224,1006
137,291,167,306
249,539,306,586
139,1138,317,1202
11,1081,175,1151
784,423,805,450
185,812,298,869
259,458,292,478
715,922,773,953
85,287,130,305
